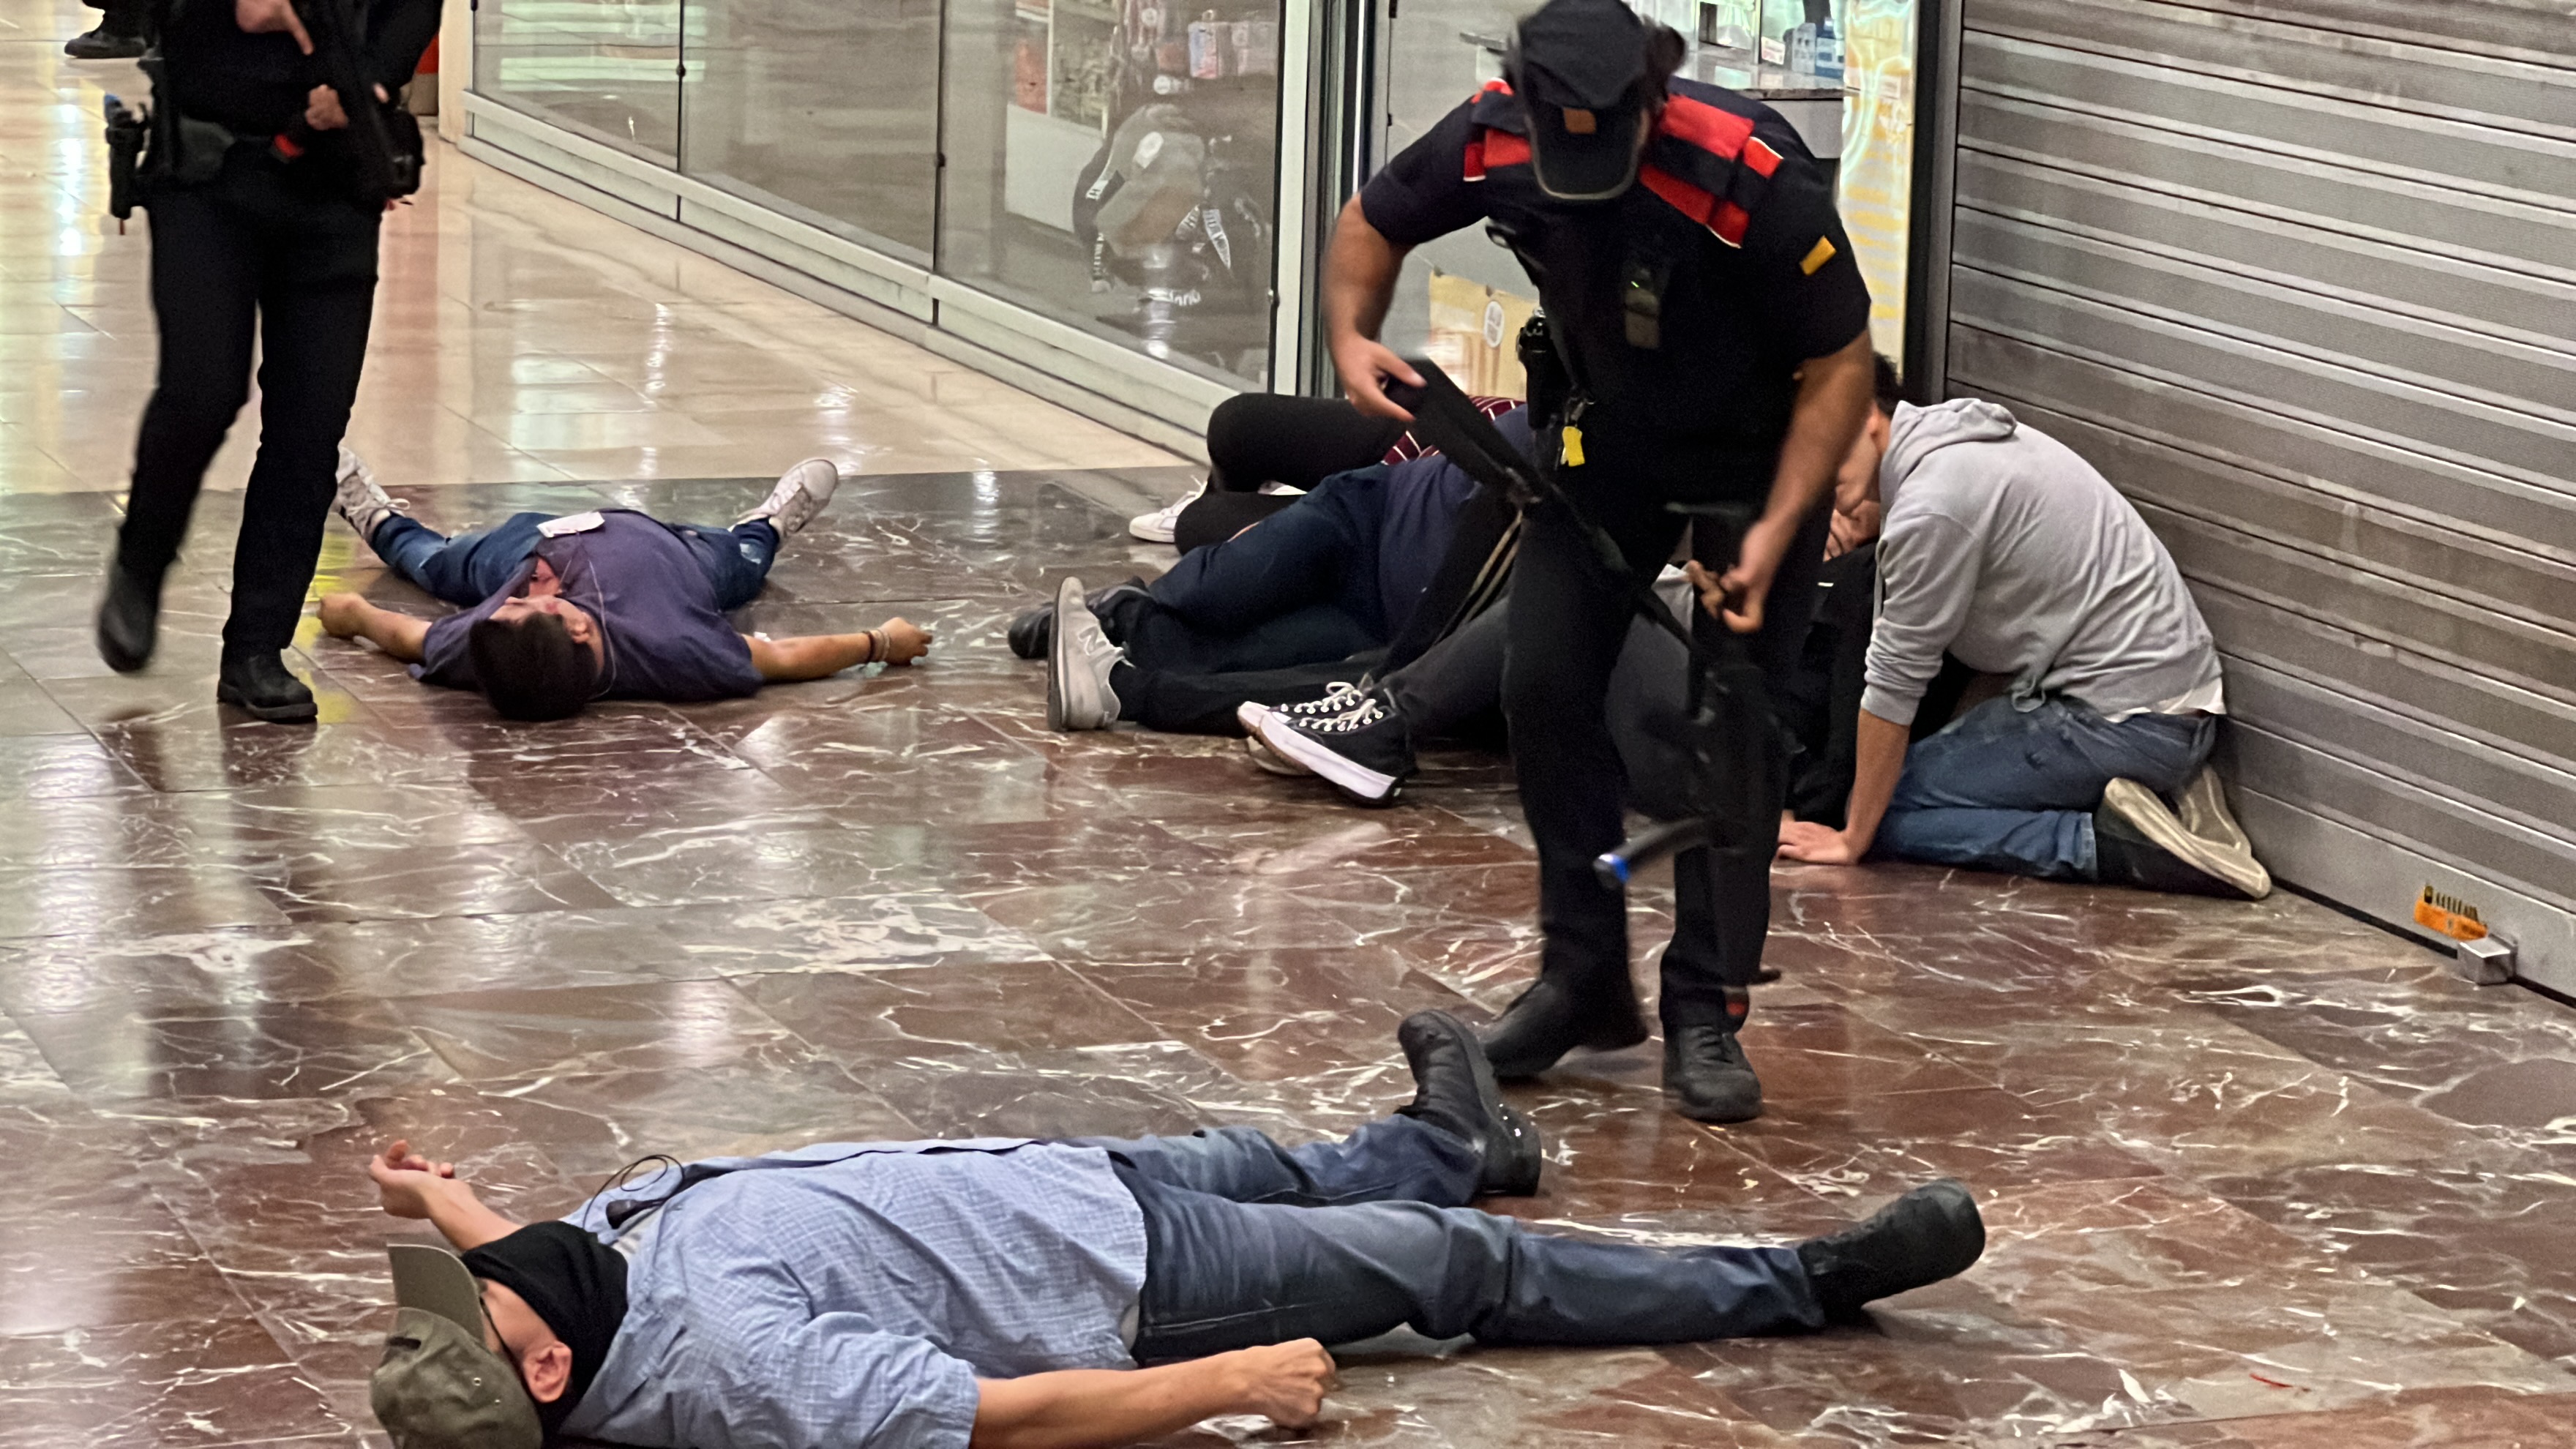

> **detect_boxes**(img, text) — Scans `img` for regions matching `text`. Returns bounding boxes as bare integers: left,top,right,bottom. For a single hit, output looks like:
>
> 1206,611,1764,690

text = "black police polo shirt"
1360,78,1871,496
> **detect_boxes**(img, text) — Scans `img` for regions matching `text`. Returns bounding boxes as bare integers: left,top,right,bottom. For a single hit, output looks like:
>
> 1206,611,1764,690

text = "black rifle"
285,0,420,205
1380,359,1786,889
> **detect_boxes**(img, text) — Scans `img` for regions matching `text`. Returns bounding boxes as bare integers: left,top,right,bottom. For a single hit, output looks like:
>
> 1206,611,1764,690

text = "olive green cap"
370,1243,544,1449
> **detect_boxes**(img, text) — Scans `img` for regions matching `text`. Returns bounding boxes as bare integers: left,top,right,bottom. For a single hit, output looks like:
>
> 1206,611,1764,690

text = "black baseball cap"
1507,0,1658,201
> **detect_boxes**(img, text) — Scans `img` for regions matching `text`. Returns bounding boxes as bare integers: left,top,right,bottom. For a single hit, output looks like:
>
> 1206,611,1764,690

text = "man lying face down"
365,1013,1985,1449
316,454,931,719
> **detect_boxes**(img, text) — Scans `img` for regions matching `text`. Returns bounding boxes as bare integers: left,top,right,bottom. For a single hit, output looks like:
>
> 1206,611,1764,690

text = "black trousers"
1502,470,1830,1025
119,151,382,656
1177,395,1405,552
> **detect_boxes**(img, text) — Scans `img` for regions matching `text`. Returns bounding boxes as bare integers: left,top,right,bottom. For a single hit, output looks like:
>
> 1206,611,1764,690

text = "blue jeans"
1101,471,1390,675
370,512,781,610
1080,1118,1819,1359
1875,695,2217,880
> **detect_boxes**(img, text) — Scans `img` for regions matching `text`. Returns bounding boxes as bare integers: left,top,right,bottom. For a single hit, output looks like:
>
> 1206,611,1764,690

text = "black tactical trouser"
1500,466,1829,1027
119,149,381,656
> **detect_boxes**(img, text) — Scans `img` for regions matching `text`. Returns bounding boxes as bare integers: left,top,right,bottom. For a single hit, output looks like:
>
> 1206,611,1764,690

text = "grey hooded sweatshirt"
1861,398,2223,727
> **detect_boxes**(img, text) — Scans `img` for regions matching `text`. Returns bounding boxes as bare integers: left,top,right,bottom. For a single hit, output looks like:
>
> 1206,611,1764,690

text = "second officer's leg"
1483,486,1685,1079
101,182,261,672
1657,502,1832,1122
221,189,381,721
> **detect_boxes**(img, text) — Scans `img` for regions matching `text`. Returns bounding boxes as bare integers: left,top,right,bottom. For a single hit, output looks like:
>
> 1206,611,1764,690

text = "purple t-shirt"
415,511,763,702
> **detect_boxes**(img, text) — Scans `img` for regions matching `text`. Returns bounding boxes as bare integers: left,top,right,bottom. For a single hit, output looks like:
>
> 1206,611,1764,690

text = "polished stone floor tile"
4,1,2575,1439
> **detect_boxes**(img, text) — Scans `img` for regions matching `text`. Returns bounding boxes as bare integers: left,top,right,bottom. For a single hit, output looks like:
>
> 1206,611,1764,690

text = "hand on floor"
1229,1339,1334,1428
1778,820,1862,865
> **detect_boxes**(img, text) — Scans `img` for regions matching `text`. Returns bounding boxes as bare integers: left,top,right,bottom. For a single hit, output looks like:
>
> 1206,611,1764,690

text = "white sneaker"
332,447,408,545
1046,575,1124,731
738,457,842,534
1128,478,1207,544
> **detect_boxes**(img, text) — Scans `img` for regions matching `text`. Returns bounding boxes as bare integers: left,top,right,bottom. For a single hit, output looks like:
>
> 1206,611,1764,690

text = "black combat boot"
217,651,318,724
95,560,164,673
1796,1179,1986,1322
1394,1009,1543,1197
1663,986,1762,1124
1480,968,1649,1080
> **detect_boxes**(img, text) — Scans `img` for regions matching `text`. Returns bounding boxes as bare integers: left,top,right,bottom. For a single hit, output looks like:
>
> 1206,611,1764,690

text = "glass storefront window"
473,0,684,162
939,0,1284,386
680,0,943,259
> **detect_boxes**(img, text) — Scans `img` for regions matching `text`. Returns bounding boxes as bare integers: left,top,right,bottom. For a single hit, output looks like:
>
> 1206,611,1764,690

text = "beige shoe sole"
2102,776,2270,900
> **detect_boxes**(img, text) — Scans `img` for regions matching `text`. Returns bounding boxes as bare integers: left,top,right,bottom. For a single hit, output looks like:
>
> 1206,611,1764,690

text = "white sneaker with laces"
1129,479,1208,544
332,447,408,546
1046,575,1125,731
738,457,842,534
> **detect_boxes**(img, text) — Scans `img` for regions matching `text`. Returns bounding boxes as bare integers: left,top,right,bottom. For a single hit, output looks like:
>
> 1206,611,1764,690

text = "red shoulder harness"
1461,82,1783,247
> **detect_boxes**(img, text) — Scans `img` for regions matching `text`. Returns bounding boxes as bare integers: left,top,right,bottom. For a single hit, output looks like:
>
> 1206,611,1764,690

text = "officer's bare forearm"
1759,332,1876,531
1840,707,1911,857
1322,196,1405,345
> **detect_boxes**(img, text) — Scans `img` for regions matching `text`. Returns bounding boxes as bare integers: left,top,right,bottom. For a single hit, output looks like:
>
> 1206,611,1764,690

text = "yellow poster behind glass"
1837,0,1917,359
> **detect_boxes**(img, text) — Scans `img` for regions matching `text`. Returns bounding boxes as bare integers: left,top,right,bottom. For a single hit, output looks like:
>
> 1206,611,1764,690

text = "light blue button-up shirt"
555,1139,1148,1449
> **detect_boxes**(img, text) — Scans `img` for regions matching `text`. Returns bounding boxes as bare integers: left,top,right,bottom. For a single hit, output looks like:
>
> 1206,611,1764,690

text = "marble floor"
7,6,2576,1449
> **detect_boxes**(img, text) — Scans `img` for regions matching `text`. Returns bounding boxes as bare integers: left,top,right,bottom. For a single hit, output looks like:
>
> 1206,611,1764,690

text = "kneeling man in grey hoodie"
1768,385,2269,899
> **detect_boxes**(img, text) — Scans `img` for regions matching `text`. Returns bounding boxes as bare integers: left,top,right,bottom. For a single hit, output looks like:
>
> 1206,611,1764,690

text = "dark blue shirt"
415,511,764,703
1375,407,1532,628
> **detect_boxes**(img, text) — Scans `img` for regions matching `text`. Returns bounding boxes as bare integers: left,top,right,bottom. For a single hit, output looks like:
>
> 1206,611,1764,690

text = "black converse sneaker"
1232,683,1368,736
1254,693,1414,805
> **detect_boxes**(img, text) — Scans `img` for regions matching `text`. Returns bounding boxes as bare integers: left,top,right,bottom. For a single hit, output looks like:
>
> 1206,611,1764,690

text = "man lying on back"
364,1012,1985,1448
316,454,930,719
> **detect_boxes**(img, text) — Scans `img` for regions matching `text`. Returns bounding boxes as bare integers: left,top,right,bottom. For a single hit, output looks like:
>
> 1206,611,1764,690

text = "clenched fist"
1229,1339,1333,1427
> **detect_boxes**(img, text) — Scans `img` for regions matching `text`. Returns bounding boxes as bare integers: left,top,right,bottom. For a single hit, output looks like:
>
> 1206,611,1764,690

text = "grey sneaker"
1046,575,1123,731
2169,766,2272,899
2097,776,2266,899
737,457,842,533
332,448,408,545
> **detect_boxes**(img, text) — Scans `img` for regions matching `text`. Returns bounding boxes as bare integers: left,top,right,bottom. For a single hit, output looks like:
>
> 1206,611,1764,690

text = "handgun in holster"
103,93,149,229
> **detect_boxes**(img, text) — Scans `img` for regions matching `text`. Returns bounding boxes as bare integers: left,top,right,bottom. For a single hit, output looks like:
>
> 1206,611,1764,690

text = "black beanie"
463,1221,629,1440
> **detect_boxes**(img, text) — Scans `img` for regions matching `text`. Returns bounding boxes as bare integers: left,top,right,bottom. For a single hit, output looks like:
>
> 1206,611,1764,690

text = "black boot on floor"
1480,971,1649,1080
1395,1008,1542,1197
1796,1179,1986,1322
217,651,319,724
1007,602,1052,660
1663,1026,1764,1123
64,22,146,59
95,561,164,673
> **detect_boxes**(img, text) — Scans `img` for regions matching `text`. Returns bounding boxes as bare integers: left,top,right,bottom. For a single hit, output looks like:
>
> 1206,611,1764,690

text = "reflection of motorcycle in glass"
1071,105,1273,372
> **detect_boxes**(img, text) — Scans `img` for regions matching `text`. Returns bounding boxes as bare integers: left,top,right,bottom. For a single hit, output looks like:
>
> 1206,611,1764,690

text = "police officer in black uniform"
1322,0,1877,1122
94,0,438,722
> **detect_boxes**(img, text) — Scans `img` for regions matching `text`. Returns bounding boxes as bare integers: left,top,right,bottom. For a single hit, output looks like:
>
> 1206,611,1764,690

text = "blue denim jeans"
1101,471,1390,675
1874,694,2217,880
1081,1118,1819,1360
370,512,781,610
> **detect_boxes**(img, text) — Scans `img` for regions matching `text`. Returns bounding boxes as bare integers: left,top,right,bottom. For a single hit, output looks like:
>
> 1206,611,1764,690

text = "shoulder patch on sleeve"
1800,236,1838,275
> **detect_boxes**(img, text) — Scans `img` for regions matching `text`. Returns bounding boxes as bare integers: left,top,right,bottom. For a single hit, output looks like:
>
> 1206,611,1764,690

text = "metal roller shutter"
1933,0,2576,989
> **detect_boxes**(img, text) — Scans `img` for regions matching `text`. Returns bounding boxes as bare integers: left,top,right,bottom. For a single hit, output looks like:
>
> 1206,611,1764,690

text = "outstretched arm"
318,593,432,664
743,618,933,682
970,1341,1333,1449
365,1139,524,1251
